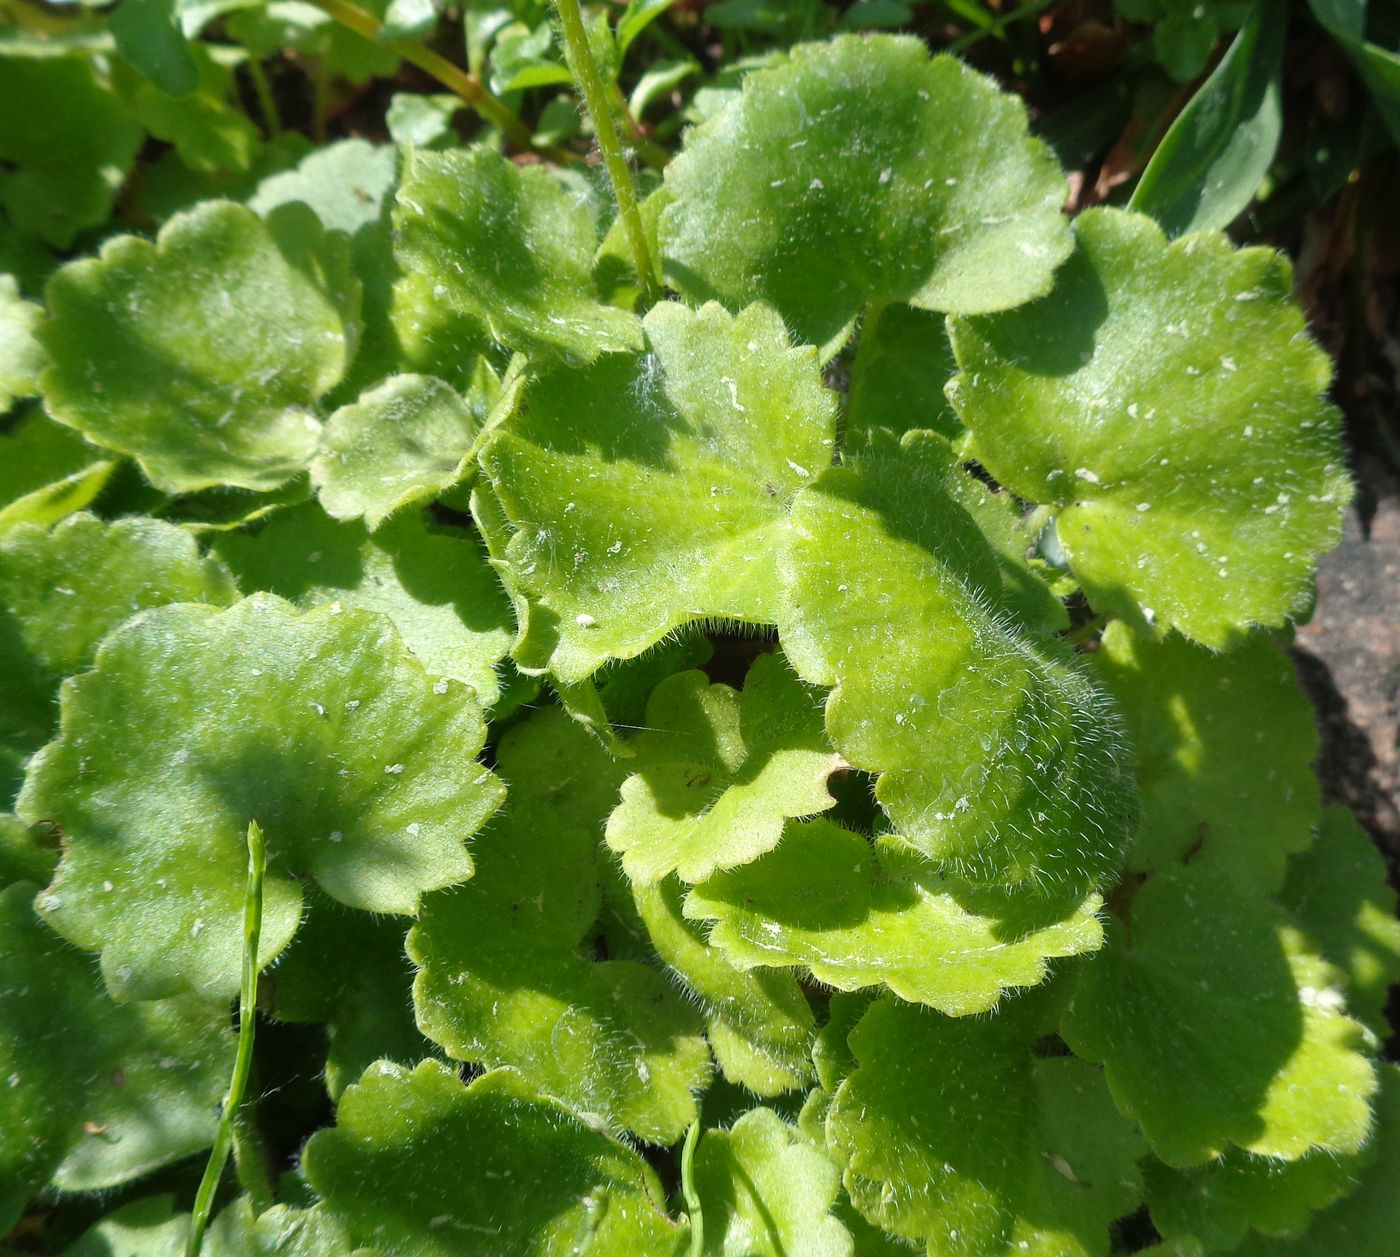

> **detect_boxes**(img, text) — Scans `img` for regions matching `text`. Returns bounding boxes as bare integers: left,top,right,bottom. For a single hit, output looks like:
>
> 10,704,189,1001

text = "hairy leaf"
1144,1144,1372,1251
267,898,435,1100
303,1061,683,1255
607,653,840,885
0,883,231,1205
1063,865,1377,1166
311,373,483,529
1283,806,1400,1040
393,146,641,363
410,708,711,1144
19,594,503,1001
694,1107,852,1256
64,1196,352,1257
780,432,1136,894
0,513,237,676
845,303,962,441
41,201,358,493
827,992,1145,1254
632,875,816,1095
1231,1064,1400,1256
1092,622,1320,890
949,208,1350,647
215,502,513,707
661,34,1071,348
482,300,836,682
686,819,1104,1014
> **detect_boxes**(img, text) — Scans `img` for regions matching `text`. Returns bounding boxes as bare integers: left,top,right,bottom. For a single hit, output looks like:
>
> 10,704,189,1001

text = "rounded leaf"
18,594,504,1001
40,201,358,493
949,208,1351,646
661,34,1072,348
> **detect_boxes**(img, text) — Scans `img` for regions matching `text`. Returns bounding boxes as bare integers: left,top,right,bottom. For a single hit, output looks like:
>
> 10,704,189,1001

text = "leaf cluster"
1,8,1396,1257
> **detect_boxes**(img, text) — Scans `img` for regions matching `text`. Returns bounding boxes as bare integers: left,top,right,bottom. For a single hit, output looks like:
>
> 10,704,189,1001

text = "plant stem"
947,0,1054,53
681,1119,703,1257
300,0,565,160
246,58,281,138
185,822,266,1257
555,0,659,304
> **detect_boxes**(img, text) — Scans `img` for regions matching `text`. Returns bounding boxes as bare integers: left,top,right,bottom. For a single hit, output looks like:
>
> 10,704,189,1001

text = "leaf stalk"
555,0,660,305
300,0,568,161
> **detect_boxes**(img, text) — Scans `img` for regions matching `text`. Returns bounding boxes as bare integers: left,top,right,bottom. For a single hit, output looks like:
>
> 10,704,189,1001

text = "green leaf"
40,201,359,494
131,45,261,175
266,898,436,1100
1230,1063,1400,1256
214,501,514,707
0,275,46,410
112,0,200,96
780,432,1136,894
227,2,398,87
0,53,144,248
949,207,1351,647
607,653,840,886
660,34,1072,349
303,1061,684,1255
1283,806,1400,1041
1144,1144,1373,1251
0,813,57,888
386,92,461,148
1063,864,1377,1166
482,300,836,683
693,1107,852,1256
247,138,398,236
826,991,1146,1254
18,593,504,1001
64,1196,354,1257
379,0,437,41
1130,0,1285,236
1092,622,1320,890
410,708,711,1144
686,819,1105,1014
618,0,681,55
393,146,642,363
311,374,484,529
0,882,232,1204
844,303,962,442
632,875,816,1095
0,512,237,676
0,410,115,537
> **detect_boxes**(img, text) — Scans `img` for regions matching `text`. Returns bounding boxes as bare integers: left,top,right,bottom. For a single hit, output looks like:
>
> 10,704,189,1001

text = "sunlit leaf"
661,34,1072,348
949,208,1350,647
19,594,504,1001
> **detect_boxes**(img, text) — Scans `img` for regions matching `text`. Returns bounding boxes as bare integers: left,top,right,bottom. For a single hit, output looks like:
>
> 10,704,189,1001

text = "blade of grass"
1129,0,1286,235
185,821,266,1257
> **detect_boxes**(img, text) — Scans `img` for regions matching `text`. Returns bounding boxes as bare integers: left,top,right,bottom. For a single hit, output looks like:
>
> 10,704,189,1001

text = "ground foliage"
1,1,1398,1255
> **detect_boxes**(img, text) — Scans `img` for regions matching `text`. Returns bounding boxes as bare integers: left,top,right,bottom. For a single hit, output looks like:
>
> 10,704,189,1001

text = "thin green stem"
186,821,266,1257
848,301,889,398
681,1119,703,1257
555,0,659,304
947,0,1053,52
246,58,281,138
299,0,569,161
